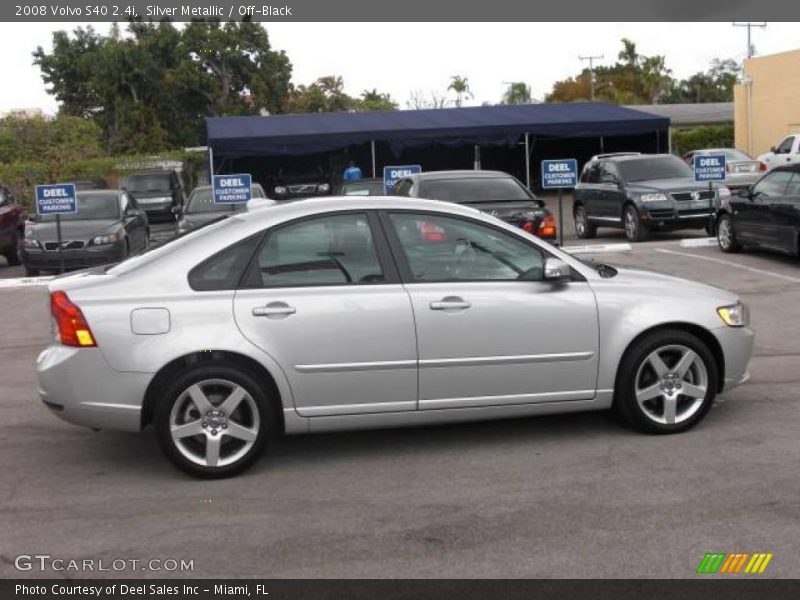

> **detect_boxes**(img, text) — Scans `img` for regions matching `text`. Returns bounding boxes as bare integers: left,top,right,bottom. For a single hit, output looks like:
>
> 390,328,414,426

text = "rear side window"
188,235,261,291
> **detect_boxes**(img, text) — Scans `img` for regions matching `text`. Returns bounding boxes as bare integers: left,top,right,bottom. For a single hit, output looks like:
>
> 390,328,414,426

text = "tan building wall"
734,48,800,156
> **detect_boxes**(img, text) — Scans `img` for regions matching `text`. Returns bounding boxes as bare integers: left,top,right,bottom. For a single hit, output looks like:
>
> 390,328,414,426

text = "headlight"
23,237,40,249
717,301,749,327
91,231,123,246
274,186,287,195
717,186,731,199
640,193,668,203
318,183,331,192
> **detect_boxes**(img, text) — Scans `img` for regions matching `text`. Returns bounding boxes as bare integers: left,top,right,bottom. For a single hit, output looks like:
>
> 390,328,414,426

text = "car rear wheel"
574,205,597,239
615,329,718,434
155,364,273,478
623,205,649,242
717,214,741,253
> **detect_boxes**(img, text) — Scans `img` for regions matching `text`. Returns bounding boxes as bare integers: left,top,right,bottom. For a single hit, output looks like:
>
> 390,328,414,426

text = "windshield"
341,180,385,196
619,157,693,182
419,177,533,203
38,192,120,221
186,185,266,213
125,173,172,194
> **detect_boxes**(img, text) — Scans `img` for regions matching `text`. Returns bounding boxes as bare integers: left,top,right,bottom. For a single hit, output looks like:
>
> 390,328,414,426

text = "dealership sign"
541,159,578,189
35,183,77,215
383,165,421,193
213,174,252,204
693,154,726,182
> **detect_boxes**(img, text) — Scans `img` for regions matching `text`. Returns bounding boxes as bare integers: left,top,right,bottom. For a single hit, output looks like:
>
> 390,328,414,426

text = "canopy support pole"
668,127,673,154
474,145,481,170
208,146,214,183
524,133,531,189
600,135,604,153
371,140,377,178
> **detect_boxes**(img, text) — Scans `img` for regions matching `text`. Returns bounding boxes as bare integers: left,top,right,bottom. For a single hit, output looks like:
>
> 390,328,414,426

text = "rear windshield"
125,174,172,193
38,193,119,221
618,156,693,182
418,177,533,203
186,185,267,213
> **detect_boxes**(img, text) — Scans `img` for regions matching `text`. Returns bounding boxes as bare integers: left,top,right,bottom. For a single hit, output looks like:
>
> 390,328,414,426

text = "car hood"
28,219,121,242
601,265,738,304
627,178,715,193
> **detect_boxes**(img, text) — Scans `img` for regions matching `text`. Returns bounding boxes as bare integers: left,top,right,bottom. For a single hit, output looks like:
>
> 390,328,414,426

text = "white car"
757,134,800,170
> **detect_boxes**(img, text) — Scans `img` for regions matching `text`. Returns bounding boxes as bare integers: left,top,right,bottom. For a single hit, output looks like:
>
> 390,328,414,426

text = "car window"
784,173,800,197
752,170,794,197
600,163,619,184
582,163,600,184
188,234,261,291
776,137,794,154
618,156,693,182
390,179,413,196
37,192,121,222
248,213,384,288
187,187,248,214
389,213,545,282
125,173,172,193
417,177,532,203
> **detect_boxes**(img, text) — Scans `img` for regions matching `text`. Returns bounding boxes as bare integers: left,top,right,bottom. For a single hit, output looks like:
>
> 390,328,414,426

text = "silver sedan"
37,197,754,477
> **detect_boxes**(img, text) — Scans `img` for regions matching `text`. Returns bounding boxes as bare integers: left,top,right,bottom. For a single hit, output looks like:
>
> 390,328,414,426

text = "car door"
736,170,793,247
769,172,800,253
596,162,626,220
383,210,599,409
232,211,418,417
0,186,15,249
575,162,601,218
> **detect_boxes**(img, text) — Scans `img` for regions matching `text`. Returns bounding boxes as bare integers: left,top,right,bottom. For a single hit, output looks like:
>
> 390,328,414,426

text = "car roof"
406,170,514,181
77,189,121,197
603,153,675,163
771,163,800,172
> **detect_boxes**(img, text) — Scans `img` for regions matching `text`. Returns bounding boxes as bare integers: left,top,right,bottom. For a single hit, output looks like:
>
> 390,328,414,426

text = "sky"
1,21,798,114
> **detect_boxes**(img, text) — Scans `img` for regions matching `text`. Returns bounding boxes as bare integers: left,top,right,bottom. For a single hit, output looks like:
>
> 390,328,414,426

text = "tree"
406,89,451,110
448,75,473,107
662,59,740,104
284,75,363,113
501,82,533,105
357,89,398,111
0,115,103,165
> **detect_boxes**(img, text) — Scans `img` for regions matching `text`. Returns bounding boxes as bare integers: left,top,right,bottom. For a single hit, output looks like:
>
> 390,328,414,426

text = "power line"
579,54,604,100
732,22,767,59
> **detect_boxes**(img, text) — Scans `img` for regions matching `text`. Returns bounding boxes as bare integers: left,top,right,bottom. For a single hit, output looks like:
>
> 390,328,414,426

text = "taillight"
538,214,557,238
759,161,768,171
522,221,535,233
50,291,96,347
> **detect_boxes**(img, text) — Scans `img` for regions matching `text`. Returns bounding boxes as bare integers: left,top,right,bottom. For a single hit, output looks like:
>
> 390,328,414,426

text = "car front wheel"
155,364,272,478
623,205,649,242
615,329,719,434
717,214,741,253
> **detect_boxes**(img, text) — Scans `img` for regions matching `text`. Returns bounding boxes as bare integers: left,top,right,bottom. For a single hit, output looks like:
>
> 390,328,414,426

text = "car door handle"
430,297,471,311
252,303,296,317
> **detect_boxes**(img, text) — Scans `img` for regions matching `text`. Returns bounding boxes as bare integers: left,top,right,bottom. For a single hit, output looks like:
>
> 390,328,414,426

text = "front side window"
776,137,794,154
782,173,800,197
389,213,545,282
752,171,794,198
248,213,384,288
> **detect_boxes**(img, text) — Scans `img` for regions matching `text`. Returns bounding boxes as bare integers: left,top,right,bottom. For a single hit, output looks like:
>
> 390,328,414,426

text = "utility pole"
579,54,604,100
733,22,767,59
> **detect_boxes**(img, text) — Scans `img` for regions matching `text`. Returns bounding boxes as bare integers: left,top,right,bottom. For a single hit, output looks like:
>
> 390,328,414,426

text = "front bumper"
138,200,174,218
712,325,755,393
37,344,152,432
22,242,126,271
641,206,715,229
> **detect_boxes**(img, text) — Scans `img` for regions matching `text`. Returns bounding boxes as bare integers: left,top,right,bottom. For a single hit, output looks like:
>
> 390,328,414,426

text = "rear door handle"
430,297,471,311
252,302,296,317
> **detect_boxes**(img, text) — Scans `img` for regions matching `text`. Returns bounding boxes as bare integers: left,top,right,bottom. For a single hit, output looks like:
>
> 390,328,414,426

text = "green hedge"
672,124,735,157
0,151,208,210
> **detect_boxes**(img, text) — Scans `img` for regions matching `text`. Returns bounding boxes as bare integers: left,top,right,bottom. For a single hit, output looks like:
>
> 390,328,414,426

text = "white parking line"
655,248,800,284
562,243,632,254
680,237,718,248
0,276,54,289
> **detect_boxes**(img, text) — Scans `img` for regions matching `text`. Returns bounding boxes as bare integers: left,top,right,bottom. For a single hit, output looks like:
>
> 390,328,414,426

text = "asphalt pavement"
1,212,799,579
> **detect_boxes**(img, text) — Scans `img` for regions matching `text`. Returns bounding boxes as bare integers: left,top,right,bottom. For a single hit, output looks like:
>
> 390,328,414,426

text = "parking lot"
1,211,799,579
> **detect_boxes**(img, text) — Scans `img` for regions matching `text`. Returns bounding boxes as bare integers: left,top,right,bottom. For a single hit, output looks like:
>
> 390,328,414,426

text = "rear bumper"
22,243,125,271
712,326,755,393
36,345,152,432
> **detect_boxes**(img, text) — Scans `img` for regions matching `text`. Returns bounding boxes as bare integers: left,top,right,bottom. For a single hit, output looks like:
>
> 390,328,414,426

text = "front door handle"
252,302,296,318
430,296,471,311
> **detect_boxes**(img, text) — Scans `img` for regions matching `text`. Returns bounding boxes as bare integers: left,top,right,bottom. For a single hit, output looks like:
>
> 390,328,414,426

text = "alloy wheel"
575,208,586,236
718,218,732,250
169,378,260,468
634,344,708,425
624,209,637,240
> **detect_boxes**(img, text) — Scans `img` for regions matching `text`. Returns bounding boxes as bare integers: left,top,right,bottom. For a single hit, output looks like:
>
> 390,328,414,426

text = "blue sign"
541,159,578,189
213,174,252,204
693,154,726,182
35,183,77,215
383,165,421,194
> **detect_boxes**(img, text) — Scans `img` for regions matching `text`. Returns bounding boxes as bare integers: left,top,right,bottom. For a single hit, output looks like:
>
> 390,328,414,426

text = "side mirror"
171,205,182,216
544,258,571,282
736,187,751,198
770,146,777,153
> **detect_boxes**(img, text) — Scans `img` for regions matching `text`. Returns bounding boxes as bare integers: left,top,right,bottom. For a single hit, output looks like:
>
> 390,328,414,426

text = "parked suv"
573,153,728,242
122,169,185,221
0,183,27,268
389,170,557,241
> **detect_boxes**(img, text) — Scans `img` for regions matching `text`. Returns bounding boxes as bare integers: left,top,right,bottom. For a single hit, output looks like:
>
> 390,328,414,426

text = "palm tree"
502,82,532,105
448,75,473,107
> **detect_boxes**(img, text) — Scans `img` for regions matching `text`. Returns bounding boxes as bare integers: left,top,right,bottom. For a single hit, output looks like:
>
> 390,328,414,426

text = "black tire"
3,230,22,266
623,204,649,242
614,329,719,434
24,264,39,277
716,213,741,253
704,218,716,237
155,363,274,478
574,204,597,239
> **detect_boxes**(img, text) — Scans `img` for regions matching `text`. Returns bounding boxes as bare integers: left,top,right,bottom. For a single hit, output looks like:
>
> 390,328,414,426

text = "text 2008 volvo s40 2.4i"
37,196,754,477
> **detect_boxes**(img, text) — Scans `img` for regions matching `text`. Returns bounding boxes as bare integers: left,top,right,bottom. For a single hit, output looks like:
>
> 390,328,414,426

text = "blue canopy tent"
206,103,669,188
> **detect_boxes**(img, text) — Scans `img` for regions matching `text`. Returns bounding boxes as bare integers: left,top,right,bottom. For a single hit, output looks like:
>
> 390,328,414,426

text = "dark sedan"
716,164,800,256
21,190,149,276
176,184,267,236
